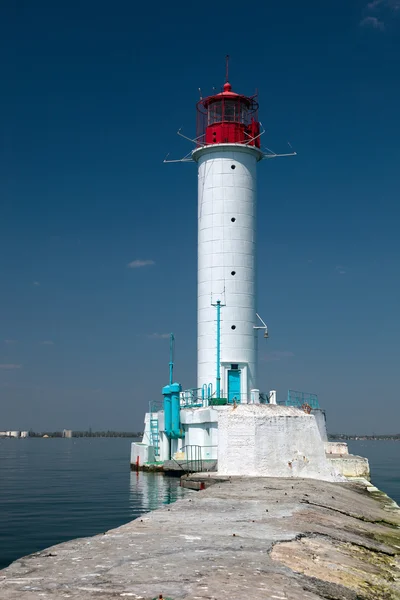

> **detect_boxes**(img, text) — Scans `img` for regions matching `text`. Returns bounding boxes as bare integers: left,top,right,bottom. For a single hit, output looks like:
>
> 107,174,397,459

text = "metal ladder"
149,417,159,458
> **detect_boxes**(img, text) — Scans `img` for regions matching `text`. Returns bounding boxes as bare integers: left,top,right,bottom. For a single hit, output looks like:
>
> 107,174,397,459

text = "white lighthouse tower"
193,72,266,404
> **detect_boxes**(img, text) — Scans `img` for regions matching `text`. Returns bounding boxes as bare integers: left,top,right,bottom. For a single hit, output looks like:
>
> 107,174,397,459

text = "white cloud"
147,333,170,340
4,339,17,344
33,281,40,286
127,259,155,269
360,15,385,28
0,364,22,369
361,0,400,29
368,0,400,10
335,265,347,275
41,340,54,345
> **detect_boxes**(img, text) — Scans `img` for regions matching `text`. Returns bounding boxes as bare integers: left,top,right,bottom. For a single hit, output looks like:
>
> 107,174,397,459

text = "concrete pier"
1,477,399,599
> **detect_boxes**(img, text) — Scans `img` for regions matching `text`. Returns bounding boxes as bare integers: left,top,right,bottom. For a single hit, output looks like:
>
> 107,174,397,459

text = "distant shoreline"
0,431,143,439
329,435,399,441
1,432,398,440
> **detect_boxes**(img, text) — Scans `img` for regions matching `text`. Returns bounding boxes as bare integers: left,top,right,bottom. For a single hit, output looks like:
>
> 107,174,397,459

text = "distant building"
20,431,29,438
62,429,72,438
7,431,20,438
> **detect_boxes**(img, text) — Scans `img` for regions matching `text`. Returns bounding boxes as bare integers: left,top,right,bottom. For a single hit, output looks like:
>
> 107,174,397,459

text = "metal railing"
285,390,320,410
180,388,204,408
197,445,217,460
208,394,256,405
181,445,203,473
176,445,218,472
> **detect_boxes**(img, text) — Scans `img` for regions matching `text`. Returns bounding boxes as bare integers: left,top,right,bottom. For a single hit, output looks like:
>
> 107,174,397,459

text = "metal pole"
212,300,225,399
216,301,221,398
169,333,174,385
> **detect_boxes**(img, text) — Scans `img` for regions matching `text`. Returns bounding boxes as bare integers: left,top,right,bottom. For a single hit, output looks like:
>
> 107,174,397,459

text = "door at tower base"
228,369,241,403
217,404,343,482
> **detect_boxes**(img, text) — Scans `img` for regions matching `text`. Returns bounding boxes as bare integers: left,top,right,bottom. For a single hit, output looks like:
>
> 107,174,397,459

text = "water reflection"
129,472,187,515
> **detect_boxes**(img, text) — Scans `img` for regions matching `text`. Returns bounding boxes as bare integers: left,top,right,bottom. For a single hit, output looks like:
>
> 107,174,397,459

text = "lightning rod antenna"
169,333,174,385
225,54,230,83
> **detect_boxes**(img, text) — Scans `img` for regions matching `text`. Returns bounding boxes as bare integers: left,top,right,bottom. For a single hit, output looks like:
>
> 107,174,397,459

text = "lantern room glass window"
207,99,250,125
208,102,223,125
224,101,235,121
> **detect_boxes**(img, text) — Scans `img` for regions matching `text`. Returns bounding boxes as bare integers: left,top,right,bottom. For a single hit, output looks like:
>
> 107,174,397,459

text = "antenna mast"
225,54,230,83
169,333,174,385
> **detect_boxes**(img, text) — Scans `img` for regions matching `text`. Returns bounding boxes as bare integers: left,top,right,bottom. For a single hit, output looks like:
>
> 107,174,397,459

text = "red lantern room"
196,79,260,148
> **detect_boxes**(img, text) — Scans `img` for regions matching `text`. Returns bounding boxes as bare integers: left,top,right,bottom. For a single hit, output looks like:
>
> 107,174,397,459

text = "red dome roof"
202,82,251,108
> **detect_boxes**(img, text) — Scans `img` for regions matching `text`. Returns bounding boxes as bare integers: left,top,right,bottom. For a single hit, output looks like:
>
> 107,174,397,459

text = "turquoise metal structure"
162,333,183,439
228,369,241,403
169,334,174,386
211,300,225,399
149,417,159,456
286,389,320,409
163,389,172,435
181,388,203,408
169,382,182,438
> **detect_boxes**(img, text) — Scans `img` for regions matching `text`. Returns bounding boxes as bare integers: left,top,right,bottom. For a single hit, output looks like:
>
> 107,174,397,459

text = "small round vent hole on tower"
231,325,236,330
231,165,236,169
231,271,236,276
231,217,236,222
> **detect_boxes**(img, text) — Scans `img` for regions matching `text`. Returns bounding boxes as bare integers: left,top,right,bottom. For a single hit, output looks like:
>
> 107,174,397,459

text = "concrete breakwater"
1,477,399,600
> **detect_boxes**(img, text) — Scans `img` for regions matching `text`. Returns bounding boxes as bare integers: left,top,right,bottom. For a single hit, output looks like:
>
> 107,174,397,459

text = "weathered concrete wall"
218,404,342,481
158,430,169,462
130,442,155,467
327,453,371,479
181,407,219,459
325,441,349,455
141,412,152,445
1,477,399,600
312,408,328,442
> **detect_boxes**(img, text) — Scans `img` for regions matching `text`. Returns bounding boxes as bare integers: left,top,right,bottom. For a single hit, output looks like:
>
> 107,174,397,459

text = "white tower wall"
193,144,263,401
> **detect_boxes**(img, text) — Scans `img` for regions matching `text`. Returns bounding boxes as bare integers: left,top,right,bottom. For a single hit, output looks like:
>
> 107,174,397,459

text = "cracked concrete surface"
0,477,399,600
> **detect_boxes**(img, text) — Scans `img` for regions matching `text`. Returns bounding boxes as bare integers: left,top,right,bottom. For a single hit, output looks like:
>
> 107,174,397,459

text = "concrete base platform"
1,477,399,599
326,453,370,480
180,472,228,490
130,461,164,472
130,459,218,474
132,454,370,482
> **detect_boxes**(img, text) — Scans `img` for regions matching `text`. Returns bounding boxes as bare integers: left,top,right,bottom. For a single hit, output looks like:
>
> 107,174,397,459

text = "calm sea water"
0,438,398,570
0,438,187,570
347,439,400,503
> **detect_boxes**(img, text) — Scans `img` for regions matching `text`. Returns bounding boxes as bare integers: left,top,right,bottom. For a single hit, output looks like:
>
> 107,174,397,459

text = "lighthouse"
132,66,356,482
131,62,295,467
192,72,266,405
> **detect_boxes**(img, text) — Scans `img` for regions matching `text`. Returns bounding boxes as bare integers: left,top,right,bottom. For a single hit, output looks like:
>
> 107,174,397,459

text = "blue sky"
1,0,399,433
